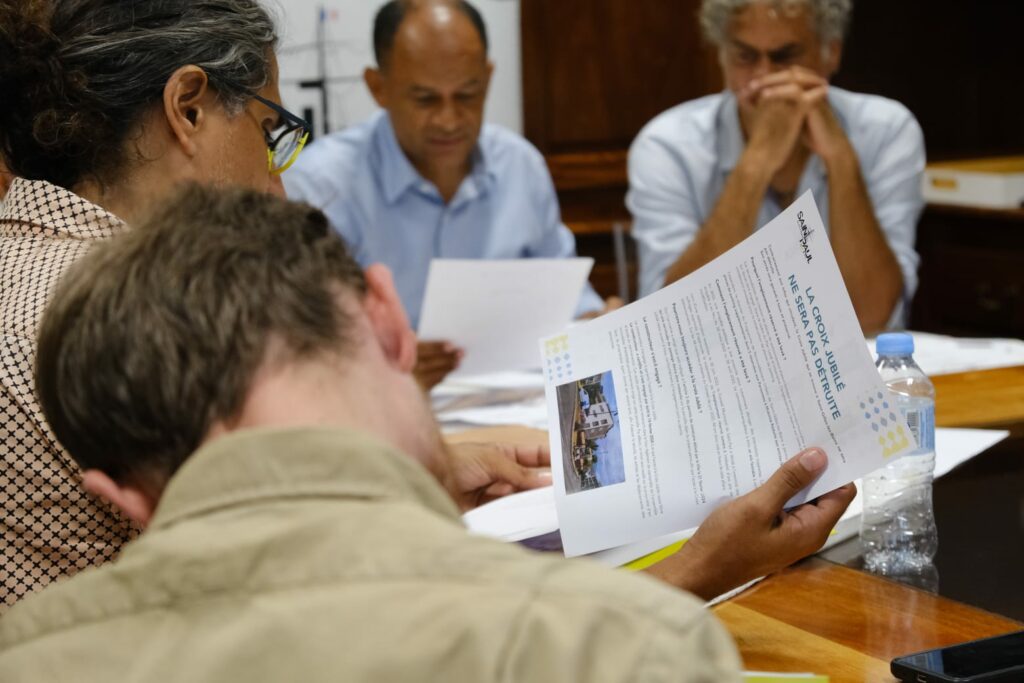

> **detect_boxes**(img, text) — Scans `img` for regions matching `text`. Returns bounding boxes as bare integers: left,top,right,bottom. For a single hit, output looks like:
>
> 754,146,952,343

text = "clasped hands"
740,66,854,173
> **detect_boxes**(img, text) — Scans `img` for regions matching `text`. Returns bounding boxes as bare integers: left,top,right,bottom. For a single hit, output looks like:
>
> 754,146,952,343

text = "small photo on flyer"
555,371,626,495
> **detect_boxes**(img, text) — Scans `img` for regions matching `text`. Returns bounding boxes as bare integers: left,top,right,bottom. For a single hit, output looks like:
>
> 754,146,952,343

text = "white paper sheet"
435,370,547,394
865,332,1024,377
463,487,559,542
438,397,549,430
418,258,594,377
541,191,917,557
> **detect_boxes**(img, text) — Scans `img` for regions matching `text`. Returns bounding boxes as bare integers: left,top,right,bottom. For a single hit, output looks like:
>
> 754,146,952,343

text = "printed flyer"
541,191,914,557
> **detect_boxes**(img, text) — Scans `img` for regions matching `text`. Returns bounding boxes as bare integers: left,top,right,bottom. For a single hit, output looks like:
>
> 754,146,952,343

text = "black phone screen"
895,631,1024,679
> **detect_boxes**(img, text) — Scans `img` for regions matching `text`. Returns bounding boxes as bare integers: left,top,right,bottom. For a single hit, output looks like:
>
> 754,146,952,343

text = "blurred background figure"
284,0,617,390
628,0,923,334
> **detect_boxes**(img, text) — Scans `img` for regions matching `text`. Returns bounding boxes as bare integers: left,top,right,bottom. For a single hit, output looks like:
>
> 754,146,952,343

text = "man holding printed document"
628,0,925,333
543,191,911,563
285,0,618,389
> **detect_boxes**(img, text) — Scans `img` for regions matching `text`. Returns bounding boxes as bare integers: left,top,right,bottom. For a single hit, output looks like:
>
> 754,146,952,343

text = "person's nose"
433,99,462,133
752,55,773,79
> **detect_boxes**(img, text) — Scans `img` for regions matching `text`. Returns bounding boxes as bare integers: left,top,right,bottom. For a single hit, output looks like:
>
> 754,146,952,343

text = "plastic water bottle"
860,332,938,574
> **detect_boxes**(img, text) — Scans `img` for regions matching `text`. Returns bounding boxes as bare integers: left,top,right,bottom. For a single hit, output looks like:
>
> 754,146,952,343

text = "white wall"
272,0,522,135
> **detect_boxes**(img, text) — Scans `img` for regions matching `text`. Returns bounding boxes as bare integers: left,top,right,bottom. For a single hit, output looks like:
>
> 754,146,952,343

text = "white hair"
700,0,852,46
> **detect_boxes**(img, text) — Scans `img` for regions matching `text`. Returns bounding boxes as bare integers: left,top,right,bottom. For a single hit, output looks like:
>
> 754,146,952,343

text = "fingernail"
799,448,826,472
536,470,553,485
443,342,455,353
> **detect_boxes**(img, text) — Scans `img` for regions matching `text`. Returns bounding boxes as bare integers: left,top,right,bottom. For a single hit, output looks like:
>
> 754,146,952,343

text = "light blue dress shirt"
627,87,926,320
284,112,602,328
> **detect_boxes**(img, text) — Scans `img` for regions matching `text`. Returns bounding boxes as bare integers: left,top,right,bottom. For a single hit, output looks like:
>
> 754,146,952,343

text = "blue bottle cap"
876,332,914,356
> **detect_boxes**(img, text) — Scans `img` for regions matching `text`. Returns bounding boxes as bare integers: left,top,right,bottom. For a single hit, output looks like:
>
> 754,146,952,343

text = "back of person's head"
0,0,278,190
373,0,488,68
35,186,367,492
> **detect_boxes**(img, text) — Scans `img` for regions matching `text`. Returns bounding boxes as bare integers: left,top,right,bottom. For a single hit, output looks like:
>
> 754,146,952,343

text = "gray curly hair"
700,0,852,46
0,0,279,189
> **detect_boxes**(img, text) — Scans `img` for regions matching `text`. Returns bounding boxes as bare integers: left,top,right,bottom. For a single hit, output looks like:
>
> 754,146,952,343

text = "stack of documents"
865,332,1024,376
432,371,548,431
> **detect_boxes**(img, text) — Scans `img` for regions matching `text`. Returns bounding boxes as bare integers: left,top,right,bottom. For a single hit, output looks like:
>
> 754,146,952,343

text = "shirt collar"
149,427,461,531
0,177,126,239
373,112,494,205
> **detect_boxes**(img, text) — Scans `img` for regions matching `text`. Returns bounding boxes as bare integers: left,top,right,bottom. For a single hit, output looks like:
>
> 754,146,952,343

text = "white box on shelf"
923,156,1024,209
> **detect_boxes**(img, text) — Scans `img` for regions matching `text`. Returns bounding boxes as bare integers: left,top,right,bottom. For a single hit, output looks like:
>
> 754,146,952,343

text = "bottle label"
905,404,935,452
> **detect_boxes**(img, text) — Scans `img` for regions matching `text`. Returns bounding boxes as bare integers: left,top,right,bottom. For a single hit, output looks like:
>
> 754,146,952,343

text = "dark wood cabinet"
911,205,1024,338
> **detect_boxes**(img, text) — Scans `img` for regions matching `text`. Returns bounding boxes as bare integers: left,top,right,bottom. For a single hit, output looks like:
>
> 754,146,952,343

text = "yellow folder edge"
744,676,829,682
622,539,688,571
621,529,838,572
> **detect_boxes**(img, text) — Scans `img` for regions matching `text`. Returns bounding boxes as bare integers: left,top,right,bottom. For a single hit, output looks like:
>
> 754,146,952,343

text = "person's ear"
364,66,388,109
362,264,417,373
162,65,212,159
81,470,159,528
482,60,495,94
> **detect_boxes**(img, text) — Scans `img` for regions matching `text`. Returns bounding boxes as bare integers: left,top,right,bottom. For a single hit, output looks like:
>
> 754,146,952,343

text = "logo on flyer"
797,211,814,264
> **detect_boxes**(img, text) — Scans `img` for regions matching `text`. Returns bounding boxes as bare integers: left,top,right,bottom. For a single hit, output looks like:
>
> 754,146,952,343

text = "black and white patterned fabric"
0,178,139,611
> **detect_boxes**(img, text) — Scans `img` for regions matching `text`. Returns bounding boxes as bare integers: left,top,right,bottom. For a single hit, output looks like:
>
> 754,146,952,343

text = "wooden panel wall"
521,0,722,299
834,0,1024,161
522,0,720,155
522,0,1024,307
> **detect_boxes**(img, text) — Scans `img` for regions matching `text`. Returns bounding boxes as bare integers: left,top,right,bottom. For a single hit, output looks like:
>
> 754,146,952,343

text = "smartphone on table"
891,630,1024,682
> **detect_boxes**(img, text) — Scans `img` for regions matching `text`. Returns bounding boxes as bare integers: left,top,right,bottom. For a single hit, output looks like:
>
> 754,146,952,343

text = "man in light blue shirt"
285,0,605,387
628,0,924,333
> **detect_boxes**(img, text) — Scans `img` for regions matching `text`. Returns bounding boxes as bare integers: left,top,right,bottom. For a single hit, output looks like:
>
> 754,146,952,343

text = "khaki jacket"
0,427,741,682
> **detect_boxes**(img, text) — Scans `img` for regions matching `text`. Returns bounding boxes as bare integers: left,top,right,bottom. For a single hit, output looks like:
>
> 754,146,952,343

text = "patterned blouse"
1,178,139,611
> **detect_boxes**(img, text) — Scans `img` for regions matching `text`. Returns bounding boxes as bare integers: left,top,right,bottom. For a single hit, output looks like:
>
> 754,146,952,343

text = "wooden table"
933,365,1024,434
448,365,1024,680
714,559,1021,681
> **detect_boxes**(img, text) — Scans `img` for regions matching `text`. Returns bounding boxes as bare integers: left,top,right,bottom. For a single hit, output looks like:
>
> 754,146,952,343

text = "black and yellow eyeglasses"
253,95,312,175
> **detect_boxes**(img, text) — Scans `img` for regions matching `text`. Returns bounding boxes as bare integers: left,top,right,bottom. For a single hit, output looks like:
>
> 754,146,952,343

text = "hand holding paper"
419,258,593,378
541,191,913,557
645,448,856,601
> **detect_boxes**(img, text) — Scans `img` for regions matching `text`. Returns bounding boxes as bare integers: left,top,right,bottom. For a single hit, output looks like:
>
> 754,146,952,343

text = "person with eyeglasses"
0,0,297,610
256,94,313,176
0,0,559,613
628,0,925,334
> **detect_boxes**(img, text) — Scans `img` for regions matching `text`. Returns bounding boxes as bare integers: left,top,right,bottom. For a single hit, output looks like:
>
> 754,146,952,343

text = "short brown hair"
35,185,366,488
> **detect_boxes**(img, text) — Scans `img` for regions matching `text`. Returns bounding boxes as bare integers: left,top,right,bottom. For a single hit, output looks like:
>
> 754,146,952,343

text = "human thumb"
486,452,552,492
756,448,827,511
